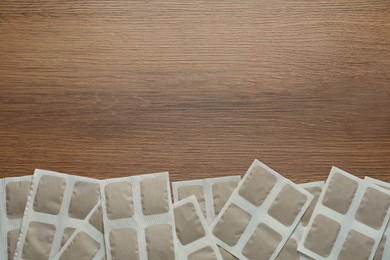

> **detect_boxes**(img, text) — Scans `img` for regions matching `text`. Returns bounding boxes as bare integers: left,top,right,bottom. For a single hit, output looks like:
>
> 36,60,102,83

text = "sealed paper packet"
13,169,101,260
276,181,325,260
172,176,241,260
53,201,105,260
173,196,223,260
0,176,33,260
101,171,176,260
172,175,241,225
211,160,314,260
298,167,390,260
364,177,390,260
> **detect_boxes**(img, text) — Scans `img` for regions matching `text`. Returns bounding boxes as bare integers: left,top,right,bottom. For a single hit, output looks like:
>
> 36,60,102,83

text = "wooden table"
1,1,389,183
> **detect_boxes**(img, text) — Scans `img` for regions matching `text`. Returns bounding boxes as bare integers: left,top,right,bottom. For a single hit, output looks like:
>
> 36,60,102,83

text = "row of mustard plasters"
0,159,389,260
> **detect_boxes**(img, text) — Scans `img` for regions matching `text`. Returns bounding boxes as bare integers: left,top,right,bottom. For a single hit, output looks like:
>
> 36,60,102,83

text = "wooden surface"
0,1,389,183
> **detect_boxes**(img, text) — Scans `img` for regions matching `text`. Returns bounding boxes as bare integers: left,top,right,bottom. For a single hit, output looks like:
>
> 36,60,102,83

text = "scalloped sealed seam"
210,159,314,260
53,201,105,260
0,175,33,260
13,169,101,260
100,171,176,260
173,196,223,260
172,175,241,226
364,176,390,260
276,181,325,260
298,167,390,260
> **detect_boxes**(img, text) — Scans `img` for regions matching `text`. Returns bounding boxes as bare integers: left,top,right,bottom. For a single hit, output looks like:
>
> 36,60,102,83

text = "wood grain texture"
0,1,389,183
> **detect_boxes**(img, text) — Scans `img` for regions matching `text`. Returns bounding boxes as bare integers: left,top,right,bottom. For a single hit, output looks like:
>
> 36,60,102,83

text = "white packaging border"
0,175,33,260
100,172,177,260
172,175,241,225
298,167,390,260
53,201,105,260
290,181,325,260
13,169,101,260
364,176,390,260
210,159,314,260
173,196,223,260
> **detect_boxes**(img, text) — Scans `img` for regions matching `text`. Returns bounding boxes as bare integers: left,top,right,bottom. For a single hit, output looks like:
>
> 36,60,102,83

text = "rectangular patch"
105,181,134,220
188,246,218,260
219,246,238,260
61,228,76,247
275,238,299,260
110,229,139,260
6,181,31,219
338,230,375,260
355,187,390,230
238,164,277,206
242,223,282,260
68,181,100,219
213,181,239,216
213,203,251,247
268,184,308,227
140,178,169,215
321,171,358,214
301,186,322,227
33,175,66,215
303,214,341,258
7,229,20,260
89,205,104,233
22,221,56,259
373,235,386,260
178,185,207,217
174,200,206,245
145,224,175,260
58,231,100,260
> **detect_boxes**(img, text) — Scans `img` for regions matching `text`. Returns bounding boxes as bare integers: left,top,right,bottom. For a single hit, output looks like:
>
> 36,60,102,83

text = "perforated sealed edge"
0,176,33,260
298,167,390,260
174,196,223,260
172,175,241,225
211,159,314,260
13,169,101,260
284,181,325,260
100,172,176,260
53,201,105,260
364,177,390,260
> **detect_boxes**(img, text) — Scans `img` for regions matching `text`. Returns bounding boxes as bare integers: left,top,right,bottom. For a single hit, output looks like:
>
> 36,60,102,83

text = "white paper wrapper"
364,177,390,260
13,169,101,260
100,172,176,260
0,176,33,260
298,167,390,260
211,160,314,260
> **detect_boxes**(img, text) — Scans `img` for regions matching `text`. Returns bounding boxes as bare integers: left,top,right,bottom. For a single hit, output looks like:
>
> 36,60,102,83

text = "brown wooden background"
0,1,389,183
